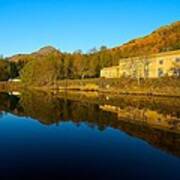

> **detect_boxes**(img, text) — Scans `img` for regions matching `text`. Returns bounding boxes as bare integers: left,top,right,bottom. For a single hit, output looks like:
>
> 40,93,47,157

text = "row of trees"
1,46,180,86
1,46,119,85
19,47,122,85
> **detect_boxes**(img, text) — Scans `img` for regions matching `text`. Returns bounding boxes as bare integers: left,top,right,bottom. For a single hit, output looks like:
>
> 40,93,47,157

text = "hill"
9,46,62,63
111,21,180,58
9,21,180,63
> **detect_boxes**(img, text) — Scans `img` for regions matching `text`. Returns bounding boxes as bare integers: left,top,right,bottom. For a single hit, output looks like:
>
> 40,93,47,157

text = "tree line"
0,21,179,85
20,47,121,85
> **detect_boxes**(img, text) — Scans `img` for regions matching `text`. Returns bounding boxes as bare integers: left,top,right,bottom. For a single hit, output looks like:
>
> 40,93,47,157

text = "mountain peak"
37,46,60,55
9,46,61,63
38,46,58,52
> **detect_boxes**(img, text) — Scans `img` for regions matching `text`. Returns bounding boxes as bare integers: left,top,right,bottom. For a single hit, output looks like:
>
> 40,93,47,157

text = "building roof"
119,49,180,62
101,66,119,71
101,49,180,71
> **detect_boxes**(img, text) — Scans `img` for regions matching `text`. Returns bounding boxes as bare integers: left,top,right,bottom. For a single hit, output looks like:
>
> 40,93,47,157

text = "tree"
9,62,19,79
20,55,62,86
0,58,10,81
121,54,151,85
63,53,74,79
100,46,107,51
88,47,97,54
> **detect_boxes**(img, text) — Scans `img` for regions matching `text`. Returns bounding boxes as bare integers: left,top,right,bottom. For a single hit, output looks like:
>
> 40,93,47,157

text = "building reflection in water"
0,90,180,157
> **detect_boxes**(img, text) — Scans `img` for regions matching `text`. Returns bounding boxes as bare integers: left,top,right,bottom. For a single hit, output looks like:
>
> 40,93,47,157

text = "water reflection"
0,91,180,157
100,105,180,132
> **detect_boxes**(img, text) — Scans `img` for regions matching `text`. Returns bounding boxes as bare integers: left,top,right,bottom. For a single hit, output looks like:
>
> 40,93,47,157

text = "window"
122,72,127,77
175,57,180,63
173,68,180,77
158,68,164,77
159,60,164,65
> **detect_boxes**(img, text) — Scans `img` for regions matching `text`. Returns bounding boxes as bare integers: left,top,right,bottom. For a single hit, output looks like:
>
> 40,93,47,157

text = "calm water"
0,91,180,179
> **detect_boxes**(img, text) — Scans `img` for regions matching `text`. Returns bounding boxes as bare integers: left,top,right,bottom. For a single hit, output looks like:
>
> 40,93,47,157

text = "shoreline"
1,77,180,98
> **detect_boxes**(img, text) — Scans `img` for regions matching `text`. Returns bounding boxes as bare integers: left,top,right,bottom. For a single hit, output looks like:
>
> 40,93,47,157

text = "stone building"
100,50,180,78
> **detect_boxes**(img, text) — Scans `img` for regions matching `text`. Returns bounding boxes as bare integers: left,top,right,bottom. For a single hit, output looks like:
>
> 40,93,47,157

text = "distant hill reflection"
0,90,180,157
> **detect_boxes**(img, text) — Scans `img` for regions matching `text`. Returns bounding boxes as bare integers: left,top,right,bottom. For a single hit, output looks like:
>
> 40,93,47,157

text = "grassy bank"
1,77,180,97
55,77,180,97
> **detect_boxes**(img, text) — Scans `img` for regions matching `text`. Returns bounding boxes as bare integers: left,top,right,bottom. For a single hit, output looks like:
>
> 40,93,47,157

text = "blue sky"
0,0,179,56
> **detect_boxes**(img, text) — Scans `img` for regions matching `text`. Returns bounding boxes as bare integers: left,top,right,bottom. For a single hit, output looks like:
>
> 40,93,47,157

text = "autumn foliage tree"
20,55,61,86
0,58,10,81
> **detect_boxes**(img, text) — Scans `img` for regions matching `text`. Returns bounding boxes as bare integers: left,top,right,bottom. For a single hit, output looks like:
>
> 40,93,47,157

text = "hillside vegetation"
112,21,180,57
0,21,179,85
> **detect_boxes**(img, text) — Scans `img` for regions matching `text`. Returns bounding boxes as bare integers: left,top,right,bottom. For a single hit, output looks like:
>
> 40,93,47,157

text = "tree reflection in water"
0,90,180,157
